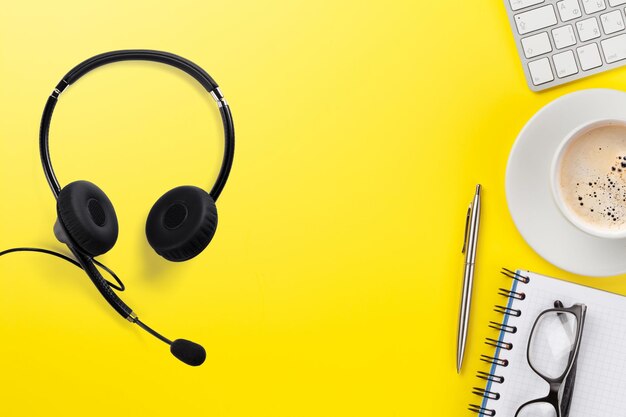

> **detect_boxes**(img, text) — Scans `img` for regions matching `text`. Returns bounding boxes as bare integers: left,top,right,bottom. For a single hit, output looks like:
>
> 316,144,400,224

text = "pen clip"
462,203,472,254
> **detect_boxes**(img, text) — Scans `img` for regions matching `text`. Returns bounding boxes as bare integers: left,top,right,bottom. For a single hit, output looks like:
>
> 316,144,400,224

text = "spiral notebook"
469,269,626,416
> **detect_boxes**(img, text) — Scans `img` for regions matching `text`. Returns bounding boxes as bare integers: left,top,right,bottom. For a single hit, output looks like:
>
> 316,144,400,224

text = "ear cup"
146,186,218,262
56,181,119,257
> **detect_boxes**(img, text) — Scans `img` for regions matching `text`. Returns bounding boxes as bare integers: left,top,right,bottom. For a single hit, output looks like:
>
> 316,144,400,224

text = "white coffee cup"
551,118,626,240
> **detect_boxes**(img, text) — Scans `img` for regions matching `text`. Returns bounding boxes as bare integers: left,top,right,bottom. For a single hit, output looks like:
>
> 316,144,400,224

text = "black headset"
3,50,234,366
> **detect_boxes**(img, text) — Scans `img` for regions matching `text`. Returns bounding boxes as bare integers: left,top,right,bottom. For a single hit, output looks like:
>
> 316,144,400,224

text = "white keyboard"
505,0,626,91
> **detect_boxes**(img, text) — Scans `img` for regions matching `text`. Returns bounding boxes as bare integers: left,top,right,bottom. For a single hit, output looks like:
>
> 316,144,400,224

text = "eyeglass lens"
529,311,578,380
516,401,558,417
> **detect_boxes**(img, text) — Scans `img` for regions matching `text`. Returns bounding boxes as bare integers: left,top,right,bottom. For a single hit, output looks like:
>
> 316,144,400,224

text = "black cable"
134,318,172,345
0,247,125,291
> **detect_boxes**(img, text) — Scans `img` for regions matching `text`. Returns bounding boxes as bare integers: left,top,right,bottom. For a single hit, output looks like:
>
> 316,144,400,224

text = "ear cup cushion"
146,186,218,262
57,181,119,257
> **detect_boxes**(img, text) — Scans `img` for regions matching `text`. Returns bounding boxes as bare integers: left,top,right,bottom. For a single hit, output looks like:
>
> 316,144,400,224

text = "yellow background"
2,1,626,416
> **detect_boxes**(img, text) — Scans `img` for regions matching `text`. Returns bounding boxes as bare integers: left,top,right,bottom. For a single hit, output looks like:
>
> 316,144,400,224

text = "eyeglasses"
515,301,587,417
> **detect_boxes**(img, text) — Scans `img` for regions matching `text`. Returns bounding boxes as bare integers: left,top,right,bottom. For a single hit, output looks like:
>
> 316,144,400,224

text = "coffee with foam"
557,123,626,233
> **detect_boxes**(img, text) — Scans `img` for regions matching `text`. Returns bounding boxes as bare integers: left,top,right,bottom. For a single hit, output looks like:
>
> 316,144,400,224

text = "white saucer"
506,89,626,277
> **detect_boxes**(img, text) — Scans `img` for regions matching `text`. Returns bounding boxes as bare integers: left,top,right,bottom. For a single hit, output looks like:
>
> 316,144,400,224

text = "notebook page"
481,271,626,417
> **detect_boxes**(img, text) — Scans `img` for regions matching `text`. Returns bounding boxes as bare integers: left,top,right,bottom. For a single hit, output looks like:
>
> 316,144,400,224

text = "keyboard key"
521,32,553,58
557,0,582,21
582,0,607,13
608,0,626,6
528,58,555,85
577,43,603,69
515,5,558,35
601,33,626,63
510,0,545,10
553,50,579,77
553,25,577,49
600,10,625,34
577,17,601,41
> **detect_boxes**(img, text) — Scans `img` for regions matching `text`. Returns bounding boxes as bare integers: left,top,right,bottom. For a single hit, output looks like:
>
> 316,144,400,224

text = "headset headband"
39,49,235,201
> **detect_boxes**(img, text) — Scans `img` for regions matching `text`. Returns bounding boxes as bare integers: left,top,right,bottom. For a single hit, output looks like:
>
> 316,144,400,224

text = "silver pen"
457,184,481,374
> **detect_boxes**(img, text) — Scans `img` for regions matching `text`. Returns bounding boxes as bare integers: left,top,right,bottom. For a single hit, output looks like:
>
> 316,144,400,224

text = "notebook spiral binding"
468,268,529,416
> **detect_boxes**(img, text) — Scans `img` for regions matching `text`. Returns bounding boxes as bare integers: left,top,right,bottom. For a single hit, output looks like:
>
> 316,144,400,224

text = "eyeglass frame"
514,301,587,417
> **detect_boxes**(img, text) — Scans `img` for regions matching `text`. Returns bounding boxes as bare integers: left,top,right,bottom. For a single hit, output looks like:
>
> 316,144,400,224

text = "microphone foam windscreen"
170,339,206,366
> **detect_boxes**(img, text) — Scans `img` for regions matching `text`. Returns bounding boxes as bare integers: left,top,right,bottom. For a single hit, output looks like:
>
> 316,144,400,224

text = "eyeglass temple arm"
554,301,579,417
560,354,578,417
